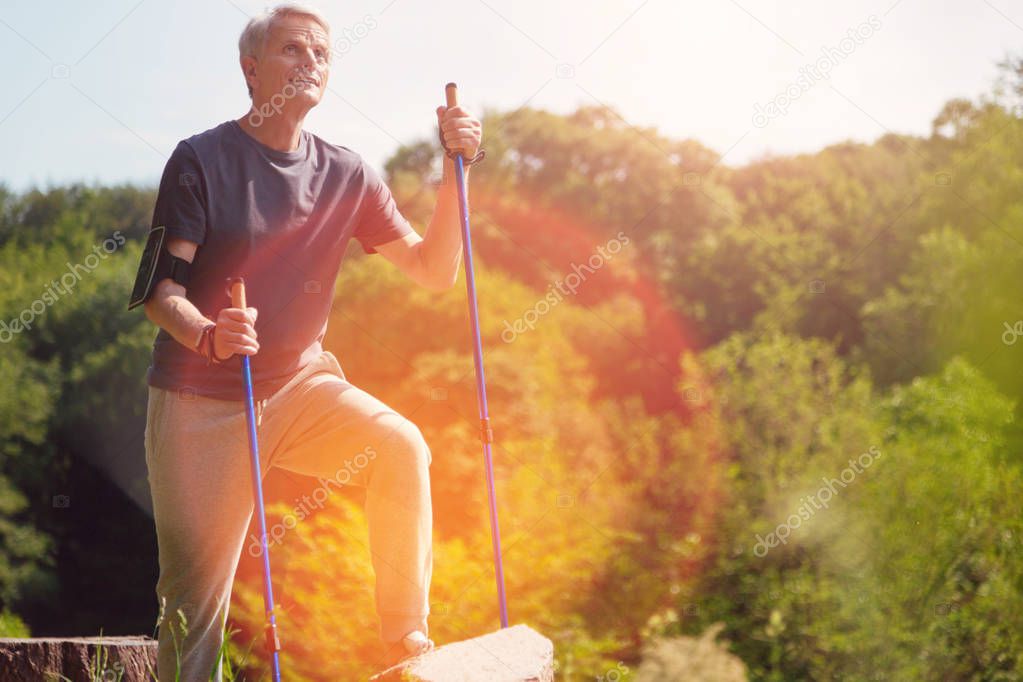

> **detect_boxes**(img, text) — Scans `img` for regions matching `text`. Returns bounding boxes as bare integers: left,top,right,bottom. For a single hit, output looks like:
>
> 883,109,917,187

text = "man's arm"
373,156,466,292
374,102,481,290
143,237,259,359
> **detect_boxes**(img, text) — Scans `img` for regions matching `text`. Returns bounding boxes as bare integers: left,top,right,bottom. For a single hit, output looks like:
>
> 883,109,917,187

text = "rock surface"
370,624,554,682
0,636,158,682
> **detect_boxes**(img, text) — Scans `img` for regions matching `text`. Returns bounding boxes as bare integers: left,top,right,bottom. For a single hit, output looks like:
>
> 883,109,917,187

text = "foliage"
2,58,1023,682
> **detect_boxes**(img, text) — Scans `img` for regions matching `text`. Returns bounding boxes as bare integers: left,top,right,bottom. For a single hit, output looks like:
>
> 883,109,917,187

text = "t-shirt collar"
229,119,309,163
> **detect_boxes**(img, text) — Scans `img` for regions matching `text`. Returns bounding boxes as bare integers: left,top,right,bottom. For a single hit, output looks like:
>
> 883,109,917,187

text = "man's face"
248,14,330,111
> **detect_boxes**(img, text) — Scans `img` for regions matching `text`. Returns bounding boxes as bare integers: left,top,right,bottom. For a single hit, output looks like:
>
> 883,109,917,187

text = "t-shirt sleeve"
150,141,208,245
354,160,415,255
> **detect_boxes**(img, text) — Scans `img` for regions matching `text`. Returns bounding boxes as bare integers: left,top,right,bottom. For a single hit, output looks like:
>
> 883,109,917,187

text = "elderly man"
130,3,482,678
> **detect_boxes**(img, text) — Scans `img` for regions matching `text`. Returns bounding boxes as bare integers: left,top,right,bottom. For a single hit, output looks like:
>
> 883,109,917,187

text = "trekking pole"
445,82,509,628
228,277,283,681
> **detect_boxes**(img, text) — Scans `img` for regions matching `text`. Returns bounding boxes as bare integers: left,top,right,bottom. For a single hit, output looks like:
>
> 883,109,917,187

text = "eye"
284,44,297,54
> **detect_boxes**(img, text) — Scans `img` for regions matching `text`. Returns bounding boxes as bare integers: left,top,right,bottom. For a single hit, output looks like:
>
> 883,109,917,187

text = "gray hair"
239,3,331,97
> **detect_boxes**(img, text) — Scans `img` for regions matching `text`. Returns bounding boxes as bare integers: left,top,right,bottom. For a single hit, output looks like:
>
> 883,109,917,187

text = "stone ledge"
370,624,554,682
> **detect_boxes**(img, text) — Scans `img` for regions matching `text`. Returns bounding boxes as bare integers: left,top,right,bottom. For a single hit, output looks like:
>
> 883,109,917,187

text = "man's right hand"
213,306,260,360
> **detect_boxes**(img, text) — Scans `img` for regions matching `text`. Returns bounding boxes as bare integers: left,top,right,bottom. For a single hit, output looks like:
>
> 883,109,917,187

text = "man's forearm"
144,281,213,351
418,157,468,289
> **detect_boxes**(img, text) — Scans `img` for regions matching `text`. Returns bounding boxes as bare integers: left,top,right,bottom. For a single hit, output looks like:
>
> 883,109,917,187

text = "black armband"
127,226,193,310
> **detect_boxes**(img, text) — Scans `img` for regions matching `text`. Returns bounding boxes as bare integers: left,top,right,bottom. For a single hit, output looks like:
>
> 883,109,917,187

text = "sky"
0,0,1021,192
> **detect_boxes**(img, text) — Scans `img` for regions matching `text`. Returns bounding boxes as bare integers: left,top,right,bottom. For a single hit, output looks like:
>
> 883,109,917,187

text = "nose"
300,46,319,71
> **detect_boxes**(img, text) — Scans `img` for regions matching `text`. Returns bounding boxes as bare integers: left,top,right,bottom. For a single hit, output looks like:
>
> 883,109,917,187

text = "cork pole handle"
229,277,247,309
445,81,458,109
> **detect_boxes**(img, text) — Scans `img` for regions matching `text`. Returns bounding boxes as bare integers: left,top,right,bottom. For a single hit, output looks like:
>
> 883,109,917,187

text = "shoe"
381,630,435,668
402,630,435,656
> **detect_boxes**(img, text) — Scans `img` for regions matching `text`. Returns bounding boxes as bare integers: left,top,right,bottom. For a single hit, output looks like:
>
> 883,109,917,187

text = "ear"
240,55,259,92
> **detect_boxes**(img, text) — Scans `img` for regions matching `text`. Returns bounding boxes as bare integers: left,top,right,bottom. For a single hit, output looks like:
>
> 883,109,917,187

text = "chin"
300,92,323,107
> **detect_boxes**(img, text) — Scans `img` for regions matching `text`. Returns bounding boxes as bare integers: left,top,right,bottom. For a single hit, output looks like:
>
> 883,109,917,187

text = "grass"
43,598,258,682
150,596,259,681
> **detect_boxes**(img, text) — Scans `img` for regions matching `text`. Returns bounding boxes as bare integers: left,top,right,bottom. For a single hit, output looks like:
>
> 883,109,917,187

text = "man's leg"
145,386,258,682
259,351,433,647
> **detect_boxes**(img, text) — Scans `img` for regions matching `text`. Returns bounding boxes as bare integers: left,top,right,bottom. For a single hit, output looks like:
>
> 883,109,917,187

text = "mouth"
290,75,320,88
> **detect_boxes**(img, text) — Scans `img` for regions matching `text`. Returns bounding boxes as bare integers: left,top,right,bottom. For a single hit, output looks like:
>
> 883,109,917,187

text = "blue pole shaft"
240,354,282,680
452,152,509,628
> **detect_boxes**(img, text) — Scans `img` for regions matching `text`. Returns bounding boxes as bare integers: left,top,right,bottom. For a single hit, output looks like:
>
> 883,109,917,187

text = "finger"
444,124,481,140
446,136,478,150
442,126,474,138
222,333,260,353
220,308,250,323
441,112,476,127
441,117,476,131
220,325,258,342
447,130,479,142
236,340,260,354
237,323,258,339
440,107,463,122
218,319,257,337
239,332,259,347
220,310,258,329
221,306,257,318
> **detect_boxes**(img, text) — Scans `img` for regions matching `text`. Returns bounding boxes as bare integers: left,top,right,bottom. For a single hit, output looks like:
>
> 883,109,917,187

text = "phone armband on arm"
127,226,193,310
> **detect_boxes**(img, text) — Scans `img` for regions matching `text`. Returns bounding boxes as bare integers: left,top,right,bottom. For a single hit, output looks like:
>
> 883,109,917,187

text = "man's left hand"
436,105,482,159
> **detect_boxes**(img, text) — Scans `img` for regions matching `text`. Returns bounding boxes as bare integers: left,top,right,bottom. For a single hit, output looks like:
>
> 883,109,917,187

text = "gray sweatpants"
144,350,432,681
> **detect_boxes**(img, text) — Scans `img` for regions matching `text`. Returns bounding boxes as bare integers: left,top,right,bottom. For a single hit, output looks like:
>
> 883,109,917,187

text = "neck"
237,103,308,152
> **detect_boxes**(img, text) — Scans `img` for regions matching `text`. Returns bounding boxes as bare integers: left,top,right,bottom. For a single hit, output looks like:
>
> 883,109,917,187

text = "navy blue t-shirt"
144,120,415,400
